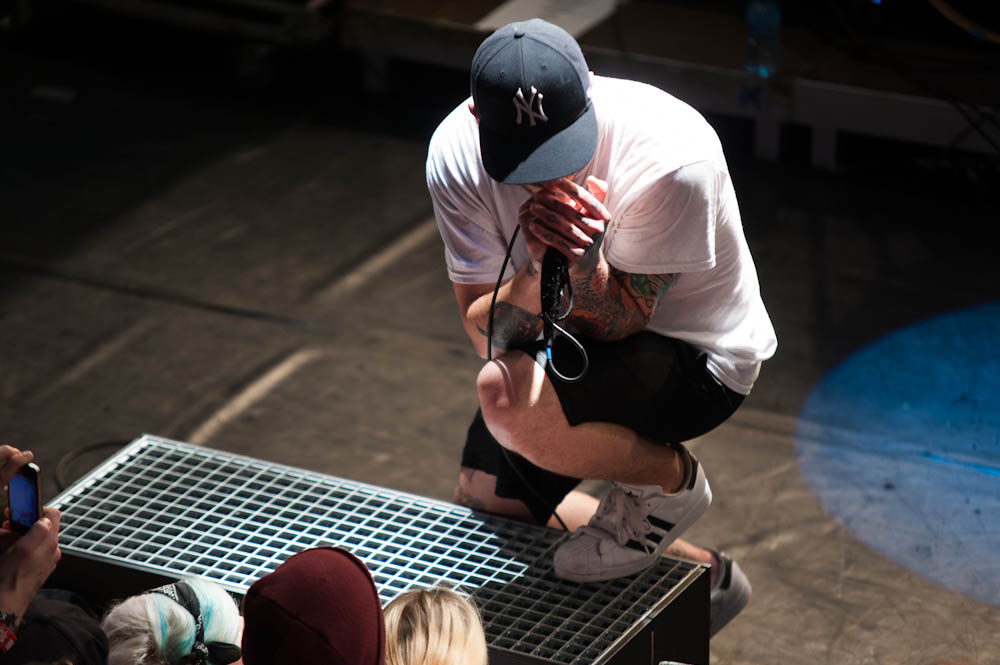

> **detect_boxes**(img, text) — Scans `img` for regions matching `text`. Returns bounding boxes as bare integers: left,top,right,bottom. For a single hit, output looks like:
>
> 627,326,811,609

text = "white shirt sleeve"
426,133,510,285
604,160,718,275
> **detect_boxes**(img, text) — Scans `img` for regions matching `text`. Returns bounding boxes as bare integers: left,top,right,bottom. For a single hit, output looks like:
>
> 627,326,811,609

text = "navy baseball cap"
471,18,597,185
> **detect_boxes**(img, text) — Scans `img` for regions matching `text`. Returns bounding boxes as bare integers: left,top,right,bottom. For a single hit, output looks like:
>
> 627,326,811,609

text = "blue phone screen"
9,473,39,527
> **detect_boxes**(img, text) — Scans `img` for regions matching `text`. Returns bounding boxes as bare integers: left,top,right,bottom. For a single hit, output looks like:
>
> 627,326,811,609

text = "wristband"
0,618,16,653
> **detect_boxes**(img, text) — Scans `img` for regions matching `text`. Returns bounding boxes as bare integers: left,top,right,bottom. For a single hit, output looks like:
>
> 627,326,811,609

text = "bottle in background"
745,0,782,78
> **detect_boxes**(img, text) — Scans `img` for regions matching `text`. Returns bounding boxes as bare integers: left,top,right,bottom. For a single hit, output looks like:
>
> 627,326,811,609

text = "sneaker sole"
556,479,713,583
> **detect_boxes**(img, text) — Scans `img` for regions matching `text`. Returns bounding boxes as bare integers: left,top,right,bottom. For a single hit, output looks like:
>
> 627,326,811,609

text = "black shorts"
461,331,745,524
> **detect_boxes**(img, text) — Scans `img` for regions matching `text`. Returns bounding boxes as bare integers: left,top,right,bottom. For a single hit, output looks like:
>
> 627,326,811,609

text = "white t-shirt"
426,75,777,394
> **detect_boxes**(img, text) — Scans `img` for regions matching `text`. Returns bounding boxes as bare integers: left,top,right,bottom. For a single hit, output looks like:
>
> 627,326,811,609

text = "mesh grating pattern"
53,435,701,664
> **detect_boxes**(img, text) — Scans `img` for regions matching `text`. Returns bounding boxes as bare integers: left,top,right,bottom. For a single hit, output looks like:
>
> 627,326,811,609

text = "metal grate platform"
51,435,707,665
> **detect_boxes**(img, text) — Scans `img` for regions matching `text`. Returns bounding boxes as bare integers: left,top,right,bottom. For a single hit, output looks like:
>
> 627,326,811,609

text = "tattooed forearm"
475,301,543,350
568,269,642,340
619,270,678,316
565,251,677,341
573,231,604,276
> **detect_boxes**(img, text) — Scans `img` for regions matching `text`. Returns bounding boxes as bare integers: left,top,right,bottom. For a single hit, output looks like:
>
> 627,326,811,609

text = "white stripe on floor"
474,0,618,37
311,216,439,305
187,347,328,445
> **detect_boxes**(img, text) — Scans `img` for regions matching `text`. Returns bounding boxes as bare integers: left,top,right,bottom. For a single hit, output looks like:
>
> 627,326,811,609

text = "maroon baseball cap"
242,547,385,665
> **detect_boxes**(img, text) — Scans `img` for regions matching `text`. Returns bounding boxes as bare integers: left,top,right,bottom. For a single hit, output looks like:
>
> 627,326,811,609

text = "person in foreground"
426,18,776,636
105,546,386,665
384,586,488,665
103,576,243,665
0,445,107,665
241,546,384,665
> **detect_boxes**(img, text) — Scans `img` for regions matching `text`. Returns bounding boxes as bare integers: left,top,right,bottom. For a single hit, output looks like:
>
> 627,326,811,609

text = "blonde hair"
101,576,242,665
384,587,488,665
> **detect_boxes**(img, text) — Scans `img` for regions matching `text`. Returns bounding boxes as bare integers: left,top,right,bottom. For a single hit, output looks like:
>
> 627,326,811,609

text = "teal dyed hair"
104,576,242,665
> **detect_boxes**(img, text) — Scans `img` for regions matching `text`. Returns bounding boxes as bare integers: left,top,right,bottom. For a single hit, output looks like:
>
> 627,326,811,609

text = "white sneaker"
553,446,712,582
708,549,751,636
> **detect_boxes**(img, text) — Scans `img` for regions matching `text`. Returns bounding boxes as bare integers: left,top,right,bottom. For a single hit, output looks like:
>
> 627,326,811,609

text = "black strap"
148,582,242,665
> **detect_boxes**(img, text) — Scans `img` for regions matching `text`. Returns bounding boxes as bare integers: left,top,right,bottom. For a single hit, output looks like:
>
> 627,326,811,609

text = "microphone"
540,247,568,324
538,245,588,381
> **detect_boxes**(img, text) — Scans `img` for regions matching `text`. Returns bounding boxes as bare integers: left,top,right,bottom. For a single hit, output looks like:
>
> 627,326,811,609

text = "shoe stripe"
625,528,665,552
687,454,698,491
625,539,648,552
648,515,675,532
707,548,735,591
720,553,733,590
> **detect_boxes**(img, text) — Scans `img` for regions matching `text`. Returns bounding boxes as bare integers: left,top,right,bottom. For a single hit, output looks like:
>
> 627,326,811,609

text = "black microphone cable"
486,231,590,381
539,247,588,383
485,226,577,532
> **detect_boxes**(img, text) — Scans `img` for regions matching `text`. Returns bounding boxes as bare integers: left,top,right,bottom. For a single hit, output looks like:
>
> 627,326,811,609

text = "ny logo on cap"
513,86,548,127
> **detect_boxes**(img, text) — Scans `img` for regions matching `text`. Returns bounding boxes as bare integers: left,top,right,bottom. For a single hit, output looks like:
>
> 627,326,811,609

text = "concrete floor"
3,5,1000,664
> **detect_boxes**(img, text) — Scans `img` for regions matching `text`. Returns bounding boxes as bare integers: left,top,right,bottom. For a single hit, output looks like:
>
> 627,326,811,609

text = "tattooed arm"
520,176,676,340
452,265,543,359
452,174,674,355
565,237,677,340
452,178,605,359
453,238,676,358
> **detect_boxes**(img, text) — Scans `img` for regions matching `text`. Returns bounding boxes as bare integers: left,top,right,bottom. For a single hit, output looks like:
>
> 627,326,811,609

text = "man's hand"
0,508,61,626
519,176,609,271
0,447,33,487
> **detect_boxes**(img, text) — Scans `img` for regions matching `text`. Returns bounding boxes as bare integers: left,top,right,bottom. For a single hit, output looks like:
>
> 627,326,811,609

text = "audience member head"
6,594,108,665
241,547,385,665
383,587,487,665
102,576,242,665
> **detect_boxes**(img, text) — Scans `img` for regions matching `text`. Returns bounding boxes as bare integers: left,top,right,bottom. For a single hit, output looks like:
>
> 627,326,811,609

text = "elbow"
462,321,490,359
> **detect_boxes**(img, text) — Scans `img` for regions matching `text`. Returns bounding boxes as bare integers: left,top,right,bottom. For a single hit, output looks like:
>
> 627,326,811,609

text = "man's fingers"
527,204,597,247
0,447,32,485
527,222,587,259
535,195,582,224
528,223,588,255
42,507,60,533
550,178,610,220
0,445,30,461
528,198,603,239
520,177,608,264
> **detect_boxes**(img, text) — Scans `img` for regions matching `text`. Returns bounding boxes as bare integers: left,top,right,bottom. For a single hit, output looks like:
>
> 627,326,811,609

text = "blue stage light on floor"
796,301,1000,607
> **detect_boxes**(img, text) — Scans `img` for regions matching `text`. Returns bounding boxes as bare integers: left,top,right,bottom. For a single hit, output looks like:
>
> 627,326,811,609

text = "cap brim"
479,103,597,185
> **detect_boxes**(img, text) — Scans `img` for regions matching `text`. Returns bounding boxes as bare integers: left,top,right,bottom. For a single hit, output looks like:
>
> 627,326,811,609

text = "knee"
476,360,512,422
476,359,526,453
479,358,551,462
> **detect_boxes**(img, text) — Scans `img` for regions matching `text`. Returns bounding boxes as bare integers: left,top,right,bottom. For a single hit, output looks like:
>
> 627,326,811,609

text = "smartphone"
8,463,41,534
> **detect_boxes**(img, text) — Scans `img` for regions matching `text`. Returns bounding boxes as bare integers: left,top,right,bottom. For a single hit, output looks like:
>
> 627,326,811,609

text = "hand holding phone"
0,446,33,487
0,505,61,628
8,464,41,535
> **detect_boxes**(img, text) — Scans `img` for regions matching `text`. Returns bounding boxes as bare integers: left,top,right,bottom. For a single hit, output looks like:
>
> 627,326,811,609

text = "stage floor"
2,4,998,663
